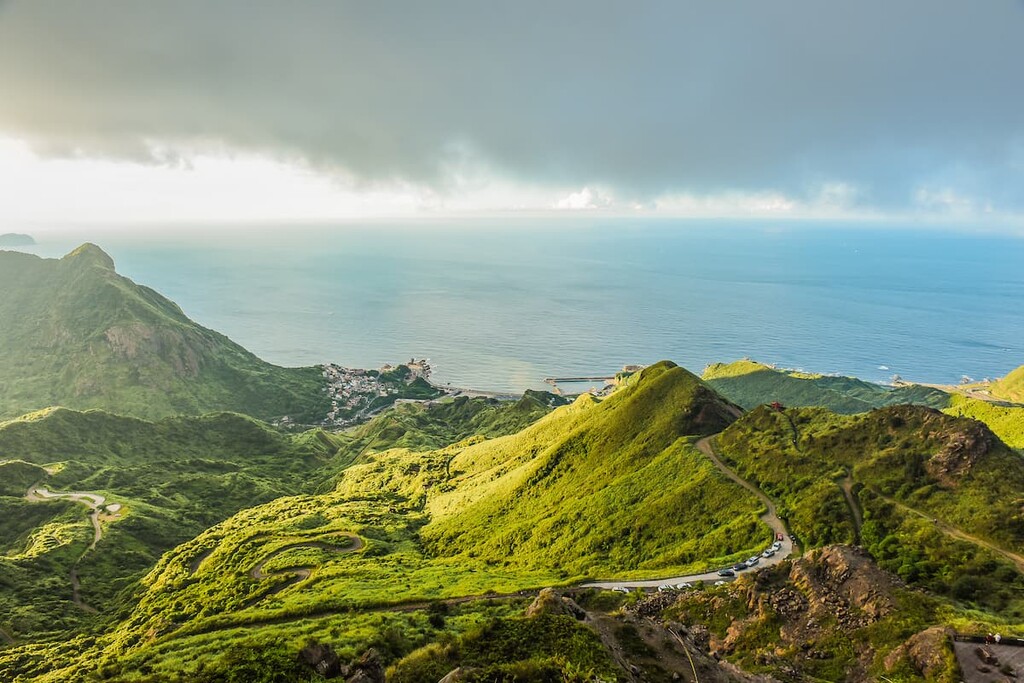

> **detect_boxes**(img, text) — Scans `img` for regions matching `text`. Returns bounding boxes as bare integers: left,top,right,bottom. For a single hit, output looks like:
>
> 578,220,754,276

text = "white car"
657,585,672,593
762,549,776,558
713,580,728,586
675,582,693,590
745,556,760,567
772,541,783,551
613,587,630,594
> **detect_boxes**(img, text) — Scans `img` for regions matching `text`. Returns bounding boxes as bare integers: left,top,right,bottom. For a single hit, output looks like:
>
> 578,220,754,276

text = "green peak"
702,359,771,380
62,242,115,270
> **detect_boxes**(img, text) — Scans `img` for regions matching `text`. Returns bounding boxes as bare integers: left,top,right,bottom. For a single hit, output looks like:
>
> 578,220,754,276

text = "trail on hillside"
0,627,14,646
246,535,365,603
838,475,864,542
25,487,115,612
695,436,790,541
874,489,1024,574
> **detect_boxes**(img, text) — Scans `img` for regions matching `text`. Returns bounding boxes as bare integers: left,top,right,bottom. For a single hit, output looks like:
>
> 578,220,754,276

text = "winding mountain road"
25,486,114,612
582,437,794,589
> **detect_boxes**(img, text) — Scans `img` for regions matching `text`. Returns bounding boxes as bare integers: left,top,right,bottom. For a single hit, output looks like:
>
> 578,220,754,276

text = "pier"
544,376,616,385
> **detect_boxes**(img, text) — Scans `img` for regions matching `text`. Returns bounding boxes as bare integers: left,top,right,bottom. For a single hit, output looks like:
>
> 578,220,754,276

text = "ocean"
14,220,1024,392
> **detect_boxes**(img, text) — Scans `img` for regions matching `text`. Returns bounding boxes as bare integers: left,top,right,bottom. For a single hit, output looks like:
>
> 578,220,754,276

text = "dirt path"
838,475,863,541
581,437,793,590
248,535,365,599
874,490,1024,573
0,627,13,646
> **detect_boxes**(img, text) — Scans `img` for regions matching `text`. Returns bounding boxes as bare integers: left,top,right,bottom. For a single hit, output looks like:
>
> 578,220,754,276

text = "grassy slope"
320,391,567,483
942,394,1024,450
416,362,761,575
703,360,950,414
0,362,775,682
716,405,1024,614
991,364,1024,403
0,408,342,641
0,245,328,422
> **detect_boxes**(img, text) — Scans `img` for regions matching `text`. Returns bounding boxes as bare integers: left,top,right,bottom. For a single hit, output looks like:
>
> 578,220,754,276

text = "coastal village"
321,358,433,425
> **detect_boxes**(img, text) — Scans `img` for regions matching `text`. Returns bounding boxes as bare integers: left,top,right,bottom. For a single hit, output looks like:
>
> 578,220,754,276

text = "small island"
0,233,36,247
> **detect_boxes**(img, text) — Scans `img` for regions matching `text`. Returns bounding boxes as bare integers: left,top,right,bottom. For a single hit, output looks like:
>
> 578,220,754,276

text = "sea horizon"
8,219,1024,393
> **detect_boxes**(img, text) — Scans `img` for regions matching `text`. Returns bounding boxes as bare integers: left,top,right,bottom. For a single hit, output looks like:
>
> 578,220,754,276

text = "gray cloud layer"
1,1,1022,210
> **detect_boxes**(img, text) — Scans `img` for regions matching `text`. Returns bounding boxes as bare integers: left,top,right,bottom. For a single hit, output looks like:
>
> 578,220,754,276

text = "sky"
1,1,1022,227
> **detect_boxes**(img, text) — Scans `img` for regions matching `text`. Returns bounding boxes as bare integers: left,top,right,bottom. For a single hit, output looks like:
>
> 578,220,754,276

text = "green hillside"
715,404,1024,613
703,359,950,414
417,362,757,575
0,245,328,422
991,364,1024,403
0,362,775,682
943,394,1024,449
0,408,343,641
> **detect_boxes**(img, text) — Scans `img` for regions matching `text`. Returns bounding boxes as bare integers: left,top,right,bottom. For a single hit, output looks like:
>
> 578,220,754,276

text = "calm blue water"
15,220,1024,391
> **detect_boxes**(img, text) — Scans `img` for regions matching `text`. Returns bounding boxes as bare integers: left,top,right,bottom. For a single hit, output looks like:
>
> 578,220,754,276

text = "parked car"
713,580,728,586
771,541,782,551
732,563,747,572
613,587,630,594
657,585,672,593
675,582,693,590
762,549,776,558
718,569,735,577
746,556,760,567
776,532,784,541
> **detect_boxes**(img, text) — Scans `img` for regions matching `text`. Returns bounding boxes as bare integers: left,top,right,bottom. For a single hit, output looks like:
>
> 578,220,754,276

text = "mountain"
0,233,35,247
415,362,753,575
702,359,950,414
0,407,344,640
2,361,1022,682
943,394,1024,449
714,404,1024,613
0,245,328,422
991,364,1024,403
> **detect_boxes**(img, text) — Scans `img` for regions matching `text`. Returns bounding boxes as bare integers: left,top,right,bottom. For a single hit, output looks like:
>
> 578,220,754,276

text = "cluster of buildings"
321,359,433,423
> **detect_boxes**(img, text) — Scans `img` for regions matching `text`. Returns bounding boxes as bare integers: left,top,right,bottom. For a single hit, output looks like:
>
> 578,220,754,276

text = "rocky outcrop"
298,645,383,682
883,626,955,679
525,588,587,620
926,421,994,487
788,545,898,628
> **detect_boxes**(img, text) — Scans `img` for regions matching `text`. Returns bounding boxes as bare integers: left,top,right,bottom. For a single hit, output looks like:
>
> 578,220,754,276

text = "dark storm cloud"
0,1,1022,209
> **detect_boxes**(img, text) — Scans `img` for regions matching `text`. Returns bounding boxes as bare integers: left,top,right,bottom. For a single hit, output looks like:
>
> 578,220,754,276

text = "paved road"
26,487,106,550
581,437,794,589
953,641,1024,683
25,486,115,611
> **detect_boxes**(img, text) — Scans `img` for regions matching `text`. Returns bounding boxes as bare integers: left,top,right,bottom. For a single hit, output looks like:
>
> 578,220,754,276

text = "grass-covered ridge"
0,362,778,681
715,404,1024,615
942,394,1024,450
0,407,345,641
0,245,329,422
991,363,1024,403
703,359,950,414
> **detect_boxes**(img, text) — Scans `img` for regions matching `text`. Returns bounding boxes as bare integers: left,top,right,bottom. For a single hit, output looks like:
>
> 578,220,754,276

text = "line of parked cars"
717,539,783,578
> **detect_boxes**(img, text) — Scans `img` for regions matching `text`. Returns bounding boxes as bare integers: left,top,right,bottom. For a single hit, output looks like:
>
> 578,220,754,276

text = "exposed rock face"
670,545,915,682
883,626,954,679
788,545,898,628
926,420,994,486
299,641,342,677
525,588,587,620
345,648,384,683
